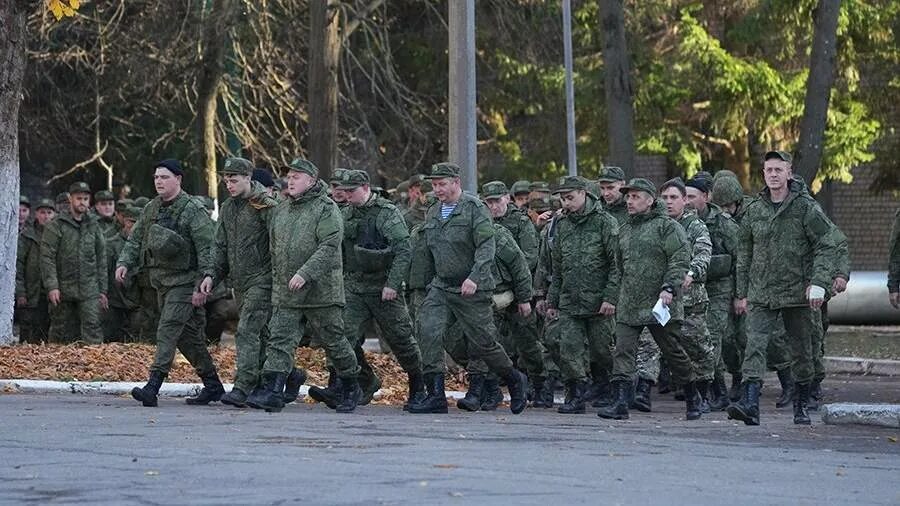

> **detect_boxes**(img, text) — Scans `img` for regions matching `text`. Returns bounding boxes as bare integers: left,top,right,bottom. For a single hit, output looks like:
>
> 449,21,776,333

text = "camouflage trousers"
102,305,137,342
264,305,359,378
231,285,271,394
707,294,736,379
612,320,696,386
812,306,826,382
545,313,614,383
344,290,422,389
764,323,794,373
136,274,159,343
538,313,562,377
49,298,103,344
741,305,817,384
149,284,217,379
636,304,714,382
16,299,49,344
418,288,514,377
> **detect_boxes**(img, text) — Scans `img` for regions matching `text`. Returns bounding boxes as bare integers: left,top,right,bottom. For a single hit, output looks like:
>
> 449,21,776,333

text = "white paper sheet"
652,298,670,326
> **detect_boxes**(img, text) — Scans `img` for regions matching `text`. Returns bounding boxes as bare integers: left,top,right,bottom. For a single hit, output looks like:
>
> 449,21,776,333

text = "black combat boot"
246,372,288,412
480,375,503,411
408,373,448,414
403,371,426,411
131,371,166,407
185,373,225,405
775,368,795,408
708,377,730,411
696,380,711,414
359,374,382,406
631,378,653,413
531,376,553,408
220,387,248,408
727,381,761,426
729,372,743,402
505,369,529,414
307,367,338,409
456,374,485,412
282,367,307,404
335,376,362,413
589,373,613,408
808,378,823,411
793,382,811,425
597,380,630,420
684,381,702,420
557,380,587,414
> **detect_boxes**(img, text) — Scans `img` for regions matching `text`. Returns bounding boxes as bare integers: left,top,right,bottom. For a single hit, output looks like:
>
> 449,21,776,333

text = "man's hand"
806,285,825,309
545,307,559,320
48,289,61,306
517,302,532,318
460,278,477,296
289,274,306,291
535,299,548,316
199,276,214,295
115,266,128,284
890,292,900,309
99,293,109,311
536,211,553,227
832,276,848,294
382,287,398,302
191,291,208,308
658,290,673,306
734,298,748,315
16,296,26,308
598,302,616,316
682,274,694,290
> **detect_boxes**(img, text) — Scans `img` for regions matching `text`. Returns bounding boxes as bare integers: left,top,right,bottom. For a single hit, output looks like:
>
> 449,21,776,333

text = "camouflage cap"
120,206,141,221
530,181,551,193
133,196,150,208
713,169,738,182
529,194,552,212
596,166,626,183
36,198,56,211
396,180,410,194
115,198,134,212
764,150,793,163
481,180,510,199
55,192,70,204
330,168,350,185
287,157,319,177
711,177,744,206
619,178,657,197
94,190,115,202
408,174,426,187
425,162,461,179
552,175,589,194
220,157,254,176
68,181,91,195
510,180,531,195
19,195,31,207
335,169,370,190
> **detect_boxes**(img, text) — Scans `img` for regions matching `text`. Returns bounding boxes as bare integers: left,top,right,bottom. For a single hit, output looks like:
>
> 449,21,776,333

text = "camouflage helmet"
510,180,531,196
711,177,744,206
712,169,738,182
133,196,150,208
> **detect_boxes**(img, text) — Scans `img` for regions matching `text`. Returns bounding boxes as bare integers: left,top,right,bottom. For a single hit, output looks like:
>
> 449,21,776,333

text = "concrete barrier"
822,403,900,429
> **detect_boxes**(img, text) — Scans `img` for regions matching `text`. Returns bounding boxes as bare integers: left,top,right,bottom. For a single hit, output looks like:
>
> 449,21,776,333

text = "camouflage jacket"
496,203,540,272
402,200,428,232
493,224,533,304
342,193,411,294
407,223,435,291
676,210,712,308
41,212,107,301
106,231,140,309
890,210,900,293
97,215,119,239
617,203,690,325
205,181,276,293
603,196,629,226
736,181,839,308
532,214,558,299
699,204,740,299
16,224,43,306
269,181,344,308
421,193,496,293
548,195,620,316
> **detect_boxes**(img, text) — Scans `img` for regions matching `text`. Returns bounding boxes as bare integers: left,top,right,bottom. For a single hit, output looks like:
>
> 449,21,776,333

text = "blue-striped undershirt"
440,202,457,220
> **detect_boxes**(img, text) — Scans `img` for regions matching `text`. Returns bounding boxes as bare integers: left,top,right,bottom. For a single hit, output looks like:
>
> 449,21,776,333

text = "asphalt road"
2,375,898,505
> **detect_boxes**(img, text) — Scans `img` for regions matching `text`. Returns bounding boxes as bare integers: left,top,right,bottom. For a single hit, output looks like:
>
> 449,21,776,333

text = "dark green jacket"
617,203,690,325
41,212,107,301
106,231,140,309
422,193,496,293
548,195,620,316
890,210,900,293
118,191,214,291
402,200,428,232
736,181,839,308
532,214,558,299
676,210,712,307
269,181,344,308
205,181,276,292
407,223,435,291
493,224,533,304
96,215,119,239
342,193,411,294
496,203,540,272
16,224,43,306
603,196,629,226
699,204,740,299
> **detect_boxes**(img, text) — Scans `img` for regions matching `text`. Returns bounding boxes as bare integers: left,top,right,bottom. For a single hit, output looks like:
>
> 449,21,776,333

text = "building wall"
831,167,897,271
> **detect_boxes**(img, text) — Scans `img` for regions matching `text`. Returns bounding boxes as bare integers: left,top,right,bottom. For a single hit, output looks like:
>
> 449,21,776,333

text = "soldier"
252,168,278,197
329,168,351,207
16,198,55,343
596,166,628,224
200,157,296,408
18,195,31,233
510,180,532,210
685,176,740,410
94,190,118,237
728,151,837,426
41,182,108,344
889,209,900,309
409,162,529,415
55,192,70,215
133,196,150,208
117,159,225,408
402,176,431,231
597,178,702,421
545,176,619,414
102,205,141,342
245,158,360,413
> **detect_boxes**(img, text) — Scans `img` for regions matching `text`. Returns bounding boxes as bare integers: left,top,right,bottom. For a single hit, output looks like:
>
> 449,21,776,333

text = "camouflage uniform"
533,212,562,379
16,221,50,343
102,223,141,341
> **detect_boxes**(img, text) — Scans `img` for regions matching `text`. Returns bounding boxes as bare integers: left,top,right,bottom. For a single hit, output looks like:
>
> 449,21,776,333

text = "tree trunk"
599,0,635,177
794,0,841,185
0,2,27,344
309,0,341,182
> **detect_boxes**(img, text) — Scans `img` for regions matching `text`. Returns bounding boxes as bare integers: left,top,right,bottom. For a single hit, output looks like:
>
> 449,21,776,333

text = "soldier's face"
330,184,347,203
660,187,686,218
69,193,91,215
408,184,422,203
346,185,370,206
559,190,586,214
224,174,251,197
36,208,55,225
625,191,654,215
154,168,182,199
18,204,30,225
286,171,316,197
485,195,509,218
763,160,792,191
685,187,708,213
513,194,530,209
599,181,624,205
95,200,115,217
123,218,137,236
431,177,461,203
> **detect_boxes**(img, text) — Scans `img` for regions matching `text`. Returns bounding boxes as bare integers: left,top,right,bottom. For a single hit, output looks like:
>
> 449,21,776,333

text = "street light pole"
448,0,477,192
562,0,577,176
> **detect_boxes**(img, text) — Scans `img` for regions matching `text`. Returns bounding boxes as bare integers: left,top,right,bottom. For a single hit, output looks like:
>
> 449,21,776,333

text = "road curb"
824,356,900,376
821,403,900,429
